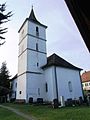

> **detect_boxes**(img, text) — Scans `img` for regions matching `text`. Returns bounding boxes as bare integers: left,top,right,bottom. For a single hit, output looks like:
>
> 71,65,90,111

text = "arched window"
68,81,72,92
36,43,38,51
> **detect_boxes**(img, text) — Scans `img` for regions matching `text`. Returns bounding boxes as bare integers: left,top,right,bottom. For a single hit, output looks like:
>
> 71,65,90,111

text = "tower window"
19,91,22,94
36,43,38,51
36,26,39,36
36,27,38,32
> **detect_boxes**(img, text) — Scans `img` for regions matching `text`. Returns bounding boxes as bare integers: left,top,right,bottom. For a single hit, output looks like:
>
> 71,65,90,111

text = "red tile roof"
81,71,90,82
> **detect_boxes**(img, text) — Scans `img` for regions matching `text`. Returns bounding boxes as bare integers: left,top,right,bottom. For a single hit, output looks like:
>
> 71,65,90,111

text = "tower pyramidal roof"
29,7,38,21
18,7,47,32
28,8,47,28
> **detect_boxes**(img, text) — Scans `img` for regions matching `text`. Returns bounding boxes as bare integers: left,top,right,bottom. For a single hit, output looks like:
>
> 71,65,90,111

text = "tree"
0,62,11,102
0,3,12,45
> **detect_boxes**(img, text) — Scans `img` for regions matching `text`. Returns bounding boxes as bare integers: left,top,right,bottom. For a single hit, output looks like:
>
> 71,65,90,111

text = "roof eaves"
42,63,82,71
11,74,18,81
18,18,28,33
28,18,47,28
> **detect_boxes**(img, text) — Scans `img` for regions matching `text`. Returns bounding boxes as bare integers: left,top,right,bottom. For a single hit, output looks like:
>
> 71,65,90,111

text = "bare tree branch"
0,3,12,45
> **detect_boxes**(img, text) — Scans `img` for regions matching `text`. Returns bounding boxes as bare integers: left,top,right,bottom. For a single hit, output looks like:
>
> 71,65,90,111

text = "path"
0,104,36,120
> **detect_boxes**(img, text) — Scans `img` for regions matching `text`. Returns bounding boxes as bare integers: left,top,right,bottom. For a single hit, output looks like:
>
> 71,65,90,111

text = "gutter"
54,66,59,102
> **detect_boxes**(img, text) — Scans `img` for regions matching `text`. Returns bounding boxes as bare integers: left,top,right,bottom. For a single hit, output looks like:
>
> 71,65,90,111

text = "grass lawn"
3,103,90,120
0,106,27,120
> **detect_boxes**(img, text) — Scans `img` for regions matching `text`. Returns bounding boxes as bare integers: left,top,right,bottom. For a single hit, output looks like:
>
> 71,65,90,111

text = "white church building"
11,8,83,103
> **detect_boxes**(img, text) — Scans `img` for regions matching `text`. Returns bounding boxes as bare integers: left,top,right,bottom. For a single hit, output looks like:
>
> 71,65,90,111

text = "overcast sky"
0,0,90,77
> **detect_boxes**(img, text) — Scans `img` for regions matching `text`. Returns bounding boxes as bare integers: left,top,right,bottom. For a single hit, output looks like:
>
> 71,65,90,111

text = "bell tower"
16,8,47,102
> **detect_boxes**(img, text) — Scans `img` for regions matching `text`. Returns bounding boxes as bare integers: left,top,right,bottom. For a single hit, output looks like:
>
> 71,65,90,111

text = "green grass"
4,103,90,120
0,106,27,120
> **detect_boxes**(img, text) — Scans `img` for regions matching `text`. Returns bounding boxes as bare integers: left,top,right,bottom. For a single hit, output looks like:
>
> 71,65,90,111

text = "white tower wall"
16,9,47,102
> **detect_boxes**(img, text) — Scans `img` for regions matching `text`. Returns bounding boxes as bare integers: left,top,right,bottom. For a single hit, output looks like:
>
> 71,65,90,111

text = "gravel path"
0,104,36,120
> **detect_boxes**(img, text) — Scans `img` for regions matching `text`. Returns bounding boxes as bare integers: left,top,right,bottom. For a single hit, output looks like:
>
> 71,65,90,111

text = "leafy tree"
0,62,11,97
0,3,12,45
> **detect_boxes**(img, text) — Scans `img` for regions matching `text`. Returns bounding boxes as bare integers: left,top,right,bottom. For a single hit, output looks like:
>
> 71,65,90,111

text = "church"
11,8,83,103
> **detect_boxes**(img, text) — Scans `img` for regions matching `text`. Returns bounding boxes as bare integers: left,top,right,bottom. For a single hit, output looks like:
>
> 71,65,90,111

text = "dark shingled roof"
10,74,17,81
28,8,47,28
18,8,47,32
42,53,82,70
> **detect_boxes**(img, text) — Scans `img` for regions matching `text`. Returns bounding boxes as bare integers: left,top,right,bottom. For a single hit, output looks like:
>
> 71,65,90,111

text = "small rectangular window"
37,62,39,66
38,88,40,95
19,91,22,94
85,83,88,86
